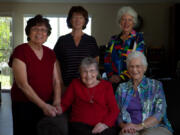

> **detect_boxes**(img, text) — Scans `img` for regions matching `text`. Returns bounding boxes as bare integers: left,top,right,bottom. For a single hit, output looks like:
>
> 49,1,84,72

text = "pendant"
89,99,94,104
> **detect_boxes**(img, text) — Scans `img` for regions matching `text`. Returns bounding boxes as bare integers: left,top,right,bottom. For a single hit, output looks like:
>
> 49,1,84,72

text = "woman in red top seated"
60,57,119,135
9,15,62,135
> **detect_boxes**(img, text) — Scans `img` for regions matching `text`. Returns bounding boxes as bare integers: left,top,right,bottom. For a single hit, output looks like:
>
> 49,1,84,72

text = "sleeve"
53,37,63,62
135,32,145,53
90,36,99,58
61,80,75,112
8,45,26,67
119,70,131,82
119,32,145,81
102,82,120,127
104,37,114,77
152,81,167,121
115,85,123,124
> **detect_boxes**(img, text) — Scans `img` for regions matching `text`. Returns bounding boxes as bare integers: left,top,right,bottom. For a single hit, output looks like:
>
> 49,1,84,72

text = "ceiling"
0,0,179,3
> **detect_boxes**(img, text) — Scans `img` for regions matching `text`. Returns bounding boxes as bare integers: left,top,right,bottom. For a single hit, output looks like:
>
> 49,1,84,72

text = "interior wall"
0,2,174,49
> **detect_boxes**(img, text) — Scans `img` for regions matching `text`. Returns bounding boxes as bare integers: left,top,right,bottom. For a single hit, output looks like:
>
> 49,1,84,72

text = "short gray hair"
126,51,148,68
117,6,138,26
80,57,99,72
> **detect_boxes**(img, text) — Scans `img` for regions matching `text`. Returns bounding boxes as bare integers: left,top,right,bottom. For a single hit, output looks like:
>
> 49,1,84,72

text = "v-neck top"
9,43,56,102
54,33,99,86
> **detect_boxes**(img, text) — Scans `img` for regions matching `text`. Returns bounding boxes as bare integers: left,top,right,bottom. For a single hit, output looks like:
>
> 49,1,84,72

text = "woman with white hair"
115,51,173,135
104,6,145,91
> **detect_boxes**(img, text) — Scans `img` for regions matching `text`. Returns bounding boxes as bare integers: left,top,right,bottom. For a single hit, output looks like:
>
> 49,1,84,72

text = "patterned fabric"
115,76,173,133
104,30,145,81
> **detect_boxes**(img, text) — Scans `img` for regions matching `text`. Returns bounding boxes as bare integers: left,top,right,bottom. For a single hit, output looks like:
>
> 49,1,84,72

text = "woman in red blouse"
60,57,119,135
9,15,62,135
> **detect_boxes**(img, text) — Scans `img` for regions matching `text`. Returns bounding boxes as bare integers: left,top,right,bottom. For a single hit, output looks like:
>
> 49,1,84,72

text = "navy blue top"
54,33,99,86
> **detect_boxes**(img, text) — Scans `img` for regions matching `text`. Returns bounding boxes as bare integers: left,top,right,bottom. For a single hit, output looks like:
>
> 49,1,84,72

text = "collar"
128,76,148,90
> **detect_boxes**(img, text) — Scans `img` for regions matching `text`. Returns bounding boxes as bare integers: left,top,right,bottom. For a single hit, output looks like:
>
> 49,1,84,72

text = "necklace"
86,80,100,104
87,88,95,104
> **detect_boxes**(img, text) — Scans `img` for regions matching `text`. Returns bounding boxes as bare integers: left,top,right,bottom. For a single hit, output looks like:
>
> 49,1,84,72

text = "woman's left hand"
92,122,108,134
53,100,62,115
121,123,143,134
121,123,136,134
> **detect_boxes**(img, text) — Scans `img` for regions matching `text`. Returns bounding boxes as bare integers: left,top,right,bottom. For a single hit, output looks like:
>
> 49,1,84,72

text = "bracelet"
141,122,146,129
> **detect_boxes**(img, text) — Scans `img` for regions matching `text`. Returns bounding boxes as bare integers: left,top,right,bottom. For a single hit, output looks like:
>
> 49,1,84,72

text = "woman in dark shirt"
54,6,99,90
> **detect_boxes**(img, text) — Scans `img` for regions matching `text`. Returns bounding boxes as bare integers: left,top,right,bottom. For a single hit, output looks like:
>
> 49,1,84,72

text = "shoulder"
95,80,113,94
8,43,29,67
99,79,112,87
12,43,30,56
14,43,29,51
83,34,96,41
135,31,144,38
56,33,71,42
110,34,120,41
143,77,163,92
43,45,53,52
117,81,131,92
43,45,55,55
71,78,82,85
61,33,71,39
43,45,56,60
146,77,162,85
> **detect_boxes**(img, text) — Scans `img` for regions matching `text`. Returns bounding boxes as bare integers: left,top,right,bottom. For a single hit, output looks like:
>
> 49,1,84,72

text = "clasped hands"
42,100,62,117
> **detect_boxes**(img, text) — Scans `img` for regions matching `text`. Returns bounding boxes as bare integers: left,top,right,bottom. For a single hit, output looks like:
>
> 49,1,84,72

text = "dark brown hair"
66,6,89,30
25,14,51,41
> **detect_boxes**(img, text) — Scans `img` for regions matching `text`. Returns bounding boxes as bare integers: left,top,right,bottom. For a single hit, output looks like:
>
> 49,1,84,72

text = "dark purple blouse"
127,90,142,124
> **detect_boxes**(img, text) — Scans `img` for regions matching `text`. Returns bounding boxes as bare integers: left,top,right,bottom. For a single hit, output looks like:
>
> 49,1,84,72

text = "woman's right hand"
42,103,58,117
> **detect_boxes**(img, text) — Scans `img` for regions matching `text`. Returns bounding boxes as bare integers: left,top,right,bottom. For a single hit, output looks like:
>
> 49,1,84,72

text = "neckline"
27,44,44,61
81,79,101,89
70,33,85,48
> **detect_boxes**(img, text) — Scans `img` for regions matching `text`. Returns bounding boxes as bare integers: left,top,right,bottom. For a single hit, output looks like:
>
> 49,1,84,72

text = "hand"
121,123,137,134
53,100,62,115
109,75,121,83
92,122,108,134
42,103,57,117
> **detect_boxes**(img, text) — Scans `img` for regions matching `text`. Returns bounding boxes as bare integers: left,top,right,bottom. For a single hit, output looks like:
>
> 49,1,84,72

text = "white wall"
0,2,174,49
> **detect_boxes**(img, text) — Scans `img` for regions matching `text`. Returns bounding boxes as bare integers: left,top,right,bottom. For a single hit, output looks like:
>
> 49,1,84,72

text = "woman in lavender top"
115,51,173,135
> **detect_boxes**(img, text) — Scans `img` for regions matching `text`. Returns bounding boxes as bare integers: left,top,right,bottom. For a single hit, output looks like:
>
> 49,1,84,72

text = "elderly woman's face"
120,13,134,33
29,24,48,45
128,57,146,82
80,64,98,88
71,12,85,30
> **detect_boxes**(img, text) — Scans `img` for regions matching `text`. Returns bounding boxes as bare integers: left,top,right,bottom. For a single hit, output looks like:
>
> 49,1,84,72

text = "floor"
0,92,13,135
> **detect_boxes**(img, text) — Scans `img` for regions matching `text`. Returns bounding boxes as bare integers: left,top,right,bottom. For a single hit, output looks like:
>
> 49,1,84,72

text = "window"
24,16,92,49
0,16,12,90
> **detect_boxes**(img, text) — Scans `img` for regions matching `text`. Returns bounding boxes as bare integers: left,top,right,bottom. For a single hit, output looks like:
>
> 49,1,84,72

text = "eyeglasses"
31,27,48,33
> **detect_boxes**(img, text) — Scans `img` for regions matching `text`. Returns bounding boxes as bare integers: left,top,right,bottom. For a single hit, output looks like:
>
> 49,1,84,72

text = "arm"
122,81,165,133
118,32,145,82
91,37,99,63
95,56,99,63
135,32,145,53
12,58,57,117
61,80,75,112
52,60,62,114
104,40,114,78
102,83,119,126
92,83,119,134
145,81,166,127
